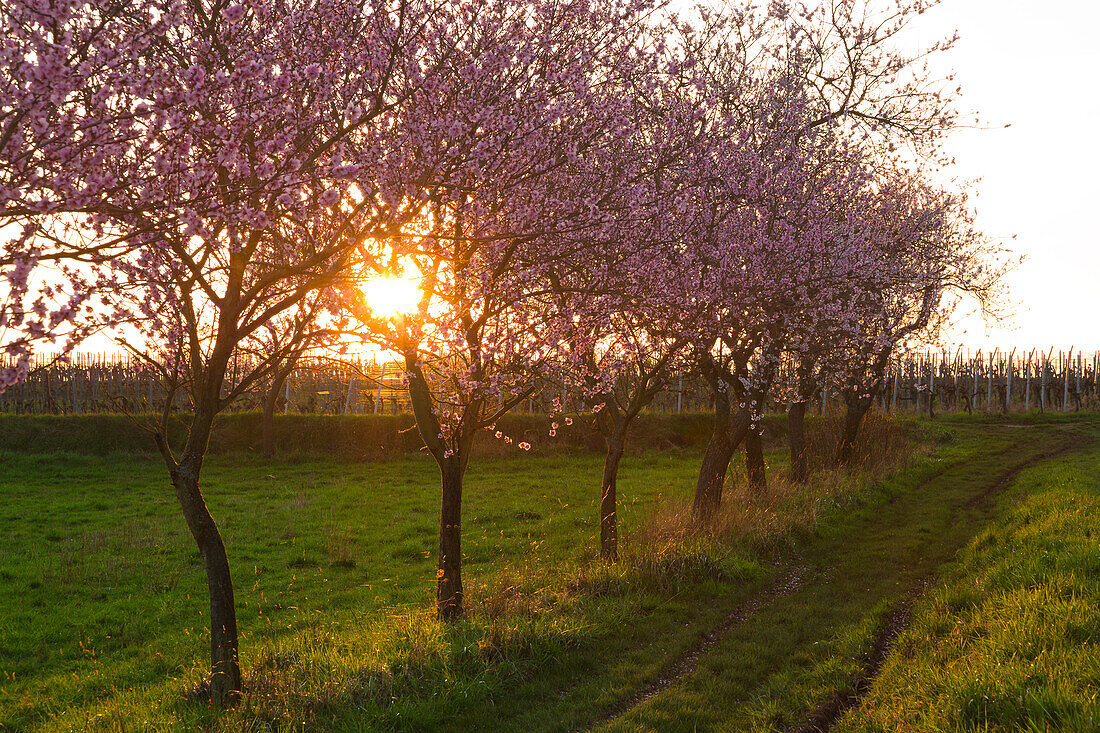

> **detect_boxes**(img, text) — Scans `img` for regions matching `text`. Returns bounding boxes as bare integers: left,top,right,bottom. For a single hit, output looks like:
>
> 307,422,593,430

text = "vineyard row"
1,348,1097,416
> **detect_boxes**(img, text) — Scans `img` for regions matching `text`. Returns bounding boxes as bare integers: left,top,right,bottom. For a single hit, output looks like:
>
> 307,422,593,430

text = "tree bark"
836,392,874,466
600,436,624,562
788,400,809,483
261,388,279,459
165,417,241,706
402,352,470,621
745,426,766,492
693,385,732,523
692,388,751,524
437,457,464,620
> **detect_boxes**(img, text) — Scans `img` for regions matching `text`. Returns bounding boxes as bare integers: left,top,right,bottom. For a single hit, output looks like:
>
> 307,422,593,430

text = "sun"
362,275,421,318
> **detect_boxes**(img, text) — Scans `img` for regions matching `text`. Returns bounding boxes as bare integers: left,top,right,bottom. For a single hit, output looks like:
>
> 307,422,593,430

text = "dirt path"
790,438,1078,733
791,582,926,733
590,566,808,726
591,432,1079,732
962,440,1075,511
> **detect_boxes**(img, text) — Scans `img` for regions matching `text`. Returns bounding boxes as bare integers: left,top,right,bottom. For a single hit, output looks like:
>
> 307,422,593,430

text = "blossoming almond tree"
677,0,966,520
344,0,666,618
684,96,832,519
830,173,1000,465
776,167,881,483
14,0,448,704
545,211,703,562
538,81,711,560
1,0,170,390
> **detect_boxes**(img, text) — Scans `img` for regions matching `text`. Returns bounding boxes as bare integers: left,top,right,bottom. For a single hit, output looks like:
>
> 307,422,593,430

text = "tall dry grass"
465,412,919,611
621,411,917,572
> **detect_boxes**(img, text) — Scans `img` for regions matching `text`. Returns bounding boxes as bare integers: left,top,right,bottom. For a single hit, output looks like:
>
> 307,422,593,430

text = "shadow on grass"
169,605,601,730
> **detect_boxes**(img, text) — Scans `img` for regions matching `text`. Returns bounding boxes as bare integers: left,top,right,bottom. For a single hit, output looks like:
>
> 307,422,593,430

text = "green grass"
0,414,1096,731
835,416,1100,732
594,417,1094,732
1,448,757,731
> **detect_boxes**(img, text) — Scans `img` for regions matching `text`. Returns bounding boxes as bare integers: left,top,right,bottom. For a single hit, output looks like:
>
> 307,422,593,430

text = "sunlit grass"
0,449,707,730
837,429,1100,732
5,416,1096,730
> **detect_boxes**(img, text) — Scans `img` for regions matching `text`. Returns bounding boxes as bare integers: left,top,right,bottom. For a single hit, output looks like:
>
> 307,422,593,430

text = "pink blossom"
223,4,246,23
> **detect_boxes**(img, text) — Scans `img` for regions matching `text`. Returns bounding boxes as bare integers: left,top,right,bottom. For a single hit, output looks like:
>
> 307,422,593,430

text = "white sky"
902,0,1100,351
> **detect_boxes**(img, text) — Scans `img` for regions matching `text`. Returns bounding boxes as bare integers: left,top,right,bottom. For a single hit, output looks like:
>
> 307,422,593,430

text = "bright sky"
902,0,1100,351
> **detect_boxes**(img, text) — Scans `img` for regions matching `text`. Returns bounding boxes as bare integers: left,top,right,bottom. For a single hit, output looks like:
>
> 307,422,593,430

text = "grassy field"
0,413,1096,730
837,419,1100,732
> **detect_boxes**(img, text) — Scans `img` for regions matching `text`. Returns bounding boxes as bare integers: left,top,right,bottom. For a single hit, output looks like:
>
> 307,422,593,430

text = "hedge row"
0,412,787,458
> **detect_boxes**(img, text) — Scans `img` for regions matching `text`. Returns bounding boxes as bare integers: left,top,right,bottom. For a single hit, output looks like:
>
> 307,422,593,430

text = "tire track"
589,566,807,728
962,439,1075,511
591,434,1077,733
588,452,978,730
791,582,925,733
791,438,1077,733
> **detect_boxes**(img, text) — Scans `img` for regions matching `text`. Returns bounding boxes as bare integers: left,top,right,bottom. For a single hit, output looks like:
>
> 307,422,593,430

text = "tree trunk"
600,437,624,562
745,426,766,492
692,389,751,524
261,389,278,459
402,352,468,621
836,392,874,466
693,386,732,523
169,448,241,706
437,458,464,620
788,401,809,483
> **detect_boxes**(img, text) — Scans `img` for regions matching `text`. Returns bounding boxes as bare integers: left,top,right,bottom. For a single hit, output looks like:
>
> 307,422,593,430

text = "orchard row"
1,0,1002,705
